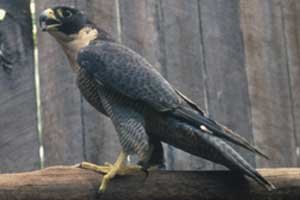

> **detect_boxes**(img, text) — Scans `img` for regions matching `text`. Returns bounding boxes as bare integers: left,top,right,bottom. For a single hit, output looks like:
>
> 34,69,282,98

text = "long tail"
194,128,275,191
172,106,269,159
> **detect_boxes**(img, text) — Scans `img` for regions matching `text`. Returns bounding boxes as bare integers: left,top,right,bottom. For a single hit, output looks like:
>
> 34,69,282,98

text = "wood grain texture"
119,0,161,67
0,0,39,172
240,0,297,167
280,0,300,165
81,0,122,165
33,0,300,171
0,166,300,200
158,0,213,170
36,0,84,166
199,0,255,168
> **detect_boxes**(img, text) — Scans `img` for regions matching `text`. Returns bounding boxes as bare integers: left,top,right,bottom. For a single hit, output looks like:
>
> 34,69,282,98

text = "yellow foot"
78,151,142,192
79,162,112,174
79,161,142,175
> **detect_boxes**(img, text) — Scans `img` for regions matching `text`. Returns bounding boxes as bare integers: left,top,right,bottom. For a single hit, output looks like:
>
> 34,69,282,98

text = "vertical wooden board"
293,1,300,166
80,1,121,164
0,0,40,172
119,0,161,68
84,0,120,40
158,0,213,170
36,0,84,166
240,0,296,167
199,0,255,168
281,0,300,165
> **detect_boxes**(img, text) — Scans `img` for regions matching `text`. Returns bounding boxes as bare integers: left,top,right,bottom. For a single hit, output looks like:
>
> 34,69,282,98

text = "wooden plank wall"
240,0,298,167
283,0,300,166
0,0,299,172
0,0,40,172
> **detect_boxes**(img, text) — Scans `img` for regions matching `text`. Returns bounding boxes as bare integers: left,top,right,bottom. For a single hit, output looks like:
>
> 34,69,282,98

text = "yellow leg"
99,151,126,192
79,151,142,192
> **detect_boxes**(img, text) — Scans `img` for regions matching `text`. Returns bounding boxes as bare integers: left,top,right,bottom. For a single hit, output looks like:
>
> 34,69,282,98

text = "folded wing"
77,41,267,158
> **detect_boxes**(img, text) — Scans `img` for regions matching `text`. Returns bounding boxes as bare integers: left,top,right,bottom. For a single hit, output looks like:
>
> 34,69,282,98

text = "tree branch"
0,166,299,200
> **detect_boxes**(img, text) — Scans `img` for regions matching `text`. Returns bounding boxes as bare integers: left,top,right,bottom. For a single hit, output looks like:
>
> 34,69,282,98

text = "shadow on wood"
0,166,299,200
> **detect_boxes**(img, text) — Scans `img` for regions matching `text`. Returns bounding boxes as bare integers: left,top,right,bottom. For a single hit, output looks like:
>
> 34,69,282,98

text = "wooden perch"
0,166,300,200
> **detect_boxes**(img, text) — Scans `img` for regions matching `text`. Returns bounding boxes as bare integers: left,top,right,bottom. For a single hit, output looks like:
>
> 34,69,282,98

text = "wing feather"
78,41,181,112
77,41,268,159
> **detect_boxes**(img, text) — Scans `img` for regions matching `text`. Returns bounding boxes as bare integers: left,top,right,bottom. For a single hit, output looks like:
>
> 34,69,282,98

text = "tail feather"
215,120,269,160
195,130,275,191
224,146,275,191
173,106,269,159
241,165,276,191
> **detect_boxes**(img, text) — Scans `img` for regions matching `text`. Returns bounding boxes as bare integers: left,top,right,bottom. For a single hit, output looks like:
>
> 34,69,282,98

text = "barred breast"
76,68,107,115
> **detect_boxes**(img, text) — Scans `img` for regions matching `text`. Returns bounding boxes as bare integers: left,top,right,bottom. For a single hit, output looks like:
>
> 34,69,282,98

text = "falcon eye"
63,10,72,18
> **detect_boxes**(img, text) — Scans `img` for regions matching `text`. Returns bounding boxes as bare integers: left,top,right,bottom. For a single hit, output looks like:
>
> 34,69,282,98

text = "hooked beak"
39,8,61,31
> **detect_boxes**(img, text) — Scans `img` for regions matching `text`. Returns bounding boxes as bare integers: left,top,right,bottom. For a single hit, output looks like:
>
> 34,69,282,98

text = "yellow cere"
0,9,6,21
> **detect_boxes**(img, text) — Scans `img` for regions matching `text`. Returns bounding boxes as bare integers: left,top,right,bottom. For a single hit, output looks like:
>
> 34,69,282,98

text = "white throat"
51,26,98,72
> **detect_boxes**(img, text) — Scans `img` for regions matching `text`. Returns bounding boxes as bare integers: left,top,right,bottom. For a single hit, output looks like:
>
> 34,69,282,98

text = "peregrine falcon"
39,6,275,192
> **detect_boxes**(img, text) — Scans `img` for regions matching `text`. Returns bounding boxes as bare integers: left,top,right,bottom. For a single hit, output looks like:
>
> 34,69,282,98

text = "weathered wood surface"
0,0,299,175
0,0,39,172
280,0,300,166
240,0,297,168
0,166,300,200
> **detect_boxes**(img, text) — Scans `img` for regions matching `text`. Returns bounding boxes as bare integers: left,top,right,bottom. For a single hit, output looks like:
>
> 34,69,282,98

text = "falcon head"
39,6,113,72
39,6,103,72
39,6,87,35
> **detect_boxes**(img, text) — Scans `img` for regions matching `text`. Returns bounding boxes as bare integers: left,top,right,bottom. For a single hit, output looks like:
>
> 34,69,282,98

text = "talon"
78,152,144,192
73,163,81,168
99,175,109,192
79,161,111,174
